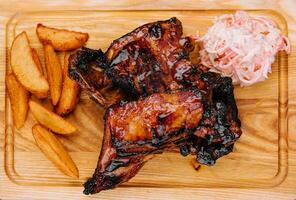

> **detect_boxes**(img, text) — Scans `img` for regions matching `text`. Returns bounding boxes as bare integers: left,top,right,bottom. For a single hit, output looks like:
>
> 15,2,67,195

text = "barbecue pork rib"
68,17,242,194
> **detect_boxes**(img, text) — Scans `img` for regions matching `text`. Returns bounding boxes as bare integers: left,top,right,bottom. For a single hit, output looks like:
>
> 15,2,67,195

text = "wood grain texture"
4,10,288,189
0,1,296,200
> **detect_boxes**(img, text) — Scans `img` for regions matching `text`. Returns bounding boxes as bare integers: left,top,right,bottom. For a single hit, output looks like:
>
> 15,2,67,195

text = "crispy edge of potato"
55,53,80,116
32,124,79,178
30,95,54,111
6,73,29,129
44,44,63,105
36,23,89,51
29,100,77,134
31,48,43,73
31,48,48,99
10,31,49,94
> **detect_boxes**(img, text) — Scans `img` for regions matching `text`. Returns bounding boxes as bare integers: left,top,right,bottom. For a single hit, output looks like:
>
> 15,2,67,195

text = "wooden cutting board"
1,1,296,200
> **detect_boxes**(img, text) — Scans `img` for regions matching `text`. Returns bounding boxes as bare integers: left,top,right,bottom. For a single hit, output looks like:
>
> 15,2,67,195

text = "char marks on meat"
69,17,197,100
68,47,123,106
68,17,242,195
84,89,204,194
83,73,241,194
105,17,195,95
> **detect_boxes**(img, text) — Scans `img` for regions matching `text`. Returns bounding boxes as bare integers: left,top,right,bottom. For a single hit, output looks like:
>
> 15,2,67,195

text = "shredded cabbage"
198,11,290,86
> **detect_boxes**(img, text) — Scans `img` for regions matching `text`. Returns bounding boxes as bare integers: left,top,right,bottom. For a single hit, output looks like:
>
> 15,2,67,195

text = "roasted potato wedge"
10,32,49,94
30,96,54,111
29,100,76,134
55,53,80,115
6,73,29,129
31,48,48,99
31,48,43,73
32,124,79,178
36,24,89,51
44,44,63,105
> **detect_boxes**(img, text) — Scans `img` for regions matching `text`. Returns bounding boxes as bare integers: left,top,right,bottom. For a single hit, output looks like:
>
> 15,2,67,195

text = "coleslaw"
198,11,290,86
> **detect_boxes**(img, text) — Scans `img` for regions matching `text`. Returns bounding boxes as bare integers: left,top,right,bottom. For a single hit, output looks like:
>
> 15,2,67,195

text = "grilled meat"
68,47,123,106
68,17,242,194
184,72,241,165
69,17,196,104
84,88,204,194
105,17,195,95
84,75,241,194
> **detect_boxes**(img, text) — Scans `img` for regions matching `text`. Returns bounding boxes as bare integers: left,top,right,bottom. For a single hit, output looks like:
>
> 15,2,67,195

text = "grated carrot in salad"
198,11,290,86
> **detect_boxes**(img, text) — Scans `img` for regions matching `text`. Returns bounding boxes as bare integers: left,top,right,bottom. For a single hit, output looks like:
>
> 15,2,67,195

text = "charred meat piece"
68,47,123,106
84,76,241,194
69,17,196,102
182,73,242,165
68,18,242,194
105,17,195,95
84,88,204,194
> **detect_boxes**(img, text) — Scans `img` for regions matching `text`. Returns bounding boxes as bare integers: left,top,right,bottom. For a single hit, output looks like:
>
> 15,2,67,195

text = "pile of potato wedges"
7,24,89,178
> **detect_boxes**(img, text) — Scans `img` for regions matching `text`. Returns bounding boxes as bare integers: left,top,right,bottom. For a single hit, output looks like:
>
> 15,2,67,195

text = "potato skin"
29,100,76,135
31,48,48,99
36,24,89,51
31,48,43,73
6,73,29,129
44,44,63,105
55,53,80,116
32,124,79,178
10,31,49,94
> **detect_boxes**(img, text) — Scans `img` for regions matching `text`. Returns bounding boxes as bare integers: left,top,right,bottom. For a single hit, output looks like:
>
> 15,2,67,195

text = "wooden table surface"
0,0,296,199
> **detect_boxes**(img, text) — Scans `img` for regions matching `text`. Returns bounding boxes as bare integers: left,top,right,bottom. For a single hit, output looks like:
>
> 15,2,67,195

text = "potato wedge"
55,53,80,116
36,24,89,51
6,73,29,129
44,44,62,105
40,98,54,111
31,48,43,73
32,124,79,178
29,100,76,134
10,32,49,94
31,48,48,99
30,96,54,111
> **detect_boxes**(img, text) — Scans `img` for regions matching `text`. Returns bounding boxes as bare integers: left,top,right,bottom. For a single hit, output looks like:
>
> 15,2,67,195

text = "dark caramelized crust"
109,90,203,142
67,18,242,195
84,89,204,194
68,47,123,106
84,76,242,194
184,73,242,165
105,17,195,95
68,18,197,104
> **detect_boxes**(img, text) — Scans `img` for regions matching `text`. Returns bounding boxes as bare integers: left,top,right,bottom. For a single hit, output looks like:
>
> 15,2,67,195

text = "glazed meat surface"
105,17,195,95
185,72,242,165
68,17,242,195
84,74,241,194
68,47,123,105
84,89,204,194
69,17,196,102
